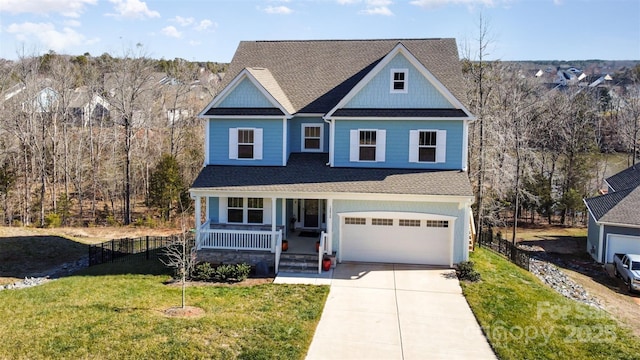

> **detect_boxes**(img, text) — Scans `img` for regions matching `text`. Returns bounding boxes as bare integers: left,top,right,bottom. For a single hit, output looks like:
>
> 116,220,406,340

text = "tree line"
463,45,640,241
0,46,638,233
0,48,225,227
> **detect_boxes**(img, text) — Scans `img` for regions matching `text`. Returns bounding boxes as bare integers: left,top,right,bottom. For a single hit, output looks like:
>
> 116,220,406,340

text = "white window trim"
229,127,263,160
222,197,270,225
301,123,323,152
390,68,408,94
349,129,386,162
409,129,446,163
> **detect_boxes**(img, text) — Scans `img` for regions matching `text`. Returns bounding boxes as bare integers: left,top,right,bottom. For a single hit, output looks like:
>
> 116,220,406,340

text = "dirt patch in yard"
163,306,206,318
512,226,640,338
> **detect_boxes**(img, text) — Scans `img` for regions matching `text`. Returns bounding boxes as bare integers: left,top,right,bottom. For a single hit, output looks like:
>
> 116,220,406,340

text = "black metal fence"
89,233,194,266
477,231,531,271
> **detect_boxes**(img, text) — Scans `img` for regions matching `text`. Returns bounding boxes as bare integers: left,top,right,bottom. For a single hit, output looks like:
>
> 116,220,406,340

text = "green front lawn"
0,262,329,359
462,248,640,360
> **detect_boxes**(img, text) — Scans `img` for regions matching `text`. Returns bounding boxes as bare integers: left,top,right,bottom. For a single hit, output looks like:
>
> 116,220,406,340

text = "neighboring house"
189,39,476,272
584,164,640,263
67,86,111,126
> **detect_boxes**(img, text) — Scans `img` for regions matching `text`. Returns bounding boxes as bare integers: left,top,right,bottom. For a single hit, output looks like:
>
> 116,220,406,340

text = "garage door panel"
341,220,450,266
606,234,640,263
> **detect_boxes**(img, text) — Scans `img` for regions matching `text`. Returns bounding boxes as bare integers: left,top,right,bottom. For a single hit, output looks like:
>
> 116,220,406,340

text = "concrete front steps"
278,253,320,273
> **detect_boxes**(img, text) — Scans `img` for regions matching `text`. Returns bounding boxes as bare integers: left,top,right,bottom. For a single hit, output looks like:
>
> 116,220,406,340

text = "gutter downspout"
323,116,333,167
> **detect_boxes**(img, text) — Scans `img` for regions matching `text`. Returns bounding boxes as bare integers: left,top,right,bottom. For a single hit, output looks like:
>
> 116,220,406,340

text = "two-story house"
190,39,475,273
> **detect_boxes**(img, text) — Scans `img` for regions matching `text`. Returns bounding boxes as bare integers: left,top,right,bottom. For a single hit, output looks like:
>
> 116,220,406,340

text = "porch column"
194,196,202,249
271,197,277,252
326,198,333,254
281,198,286,235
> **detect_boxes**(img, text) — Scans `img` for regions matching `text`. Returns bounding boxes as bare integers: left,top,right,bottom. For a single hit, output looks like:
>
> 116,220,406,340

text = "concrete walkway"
286,263,496,360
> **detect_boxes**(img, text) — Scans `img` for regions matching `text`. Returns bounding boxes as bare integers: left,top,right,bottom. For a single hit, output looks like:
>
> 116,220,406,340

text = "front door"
304,199,319,228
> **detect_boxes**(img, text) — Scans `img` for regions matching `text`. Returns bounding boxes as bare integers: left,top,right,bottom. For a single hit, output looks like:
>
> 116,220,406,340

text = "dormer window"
391,69,408,93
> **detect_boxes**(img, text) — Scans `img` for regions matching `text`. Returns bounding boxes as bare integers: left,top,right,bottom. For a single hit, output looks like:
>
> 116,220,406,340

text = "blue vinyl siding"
208,197,219,222
333,119,464,169
345,54,453,109
218,78,274,108
287,117,329,154
331,199,468,264
208,119,283,166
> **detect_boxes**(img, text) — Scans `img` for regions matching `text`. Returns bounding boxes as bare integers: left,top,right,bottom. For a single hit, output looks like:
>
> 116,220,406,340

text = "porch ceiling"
191,153,472,197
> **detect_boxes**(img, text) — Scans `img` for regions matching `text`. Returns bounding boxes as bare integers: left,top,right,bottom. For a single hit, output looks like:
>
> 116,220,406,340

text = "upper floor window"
237,129,254,158
391,69,408,93
229,128,263,160
409,129,446,163
418,131,437,162
302,124,323,152
359,130,376,161
350,129,386,162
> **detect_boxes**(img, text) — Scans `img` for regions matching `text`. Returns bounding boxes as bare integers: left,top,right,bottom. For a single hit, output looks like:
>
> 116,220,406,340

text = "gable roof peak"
218,38,466,114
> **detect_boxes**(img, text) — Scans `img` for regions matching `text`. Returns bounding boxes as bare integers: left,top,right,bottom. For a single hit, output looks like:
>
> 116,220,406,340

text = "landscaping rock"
528,256,603,309
0,255,89,291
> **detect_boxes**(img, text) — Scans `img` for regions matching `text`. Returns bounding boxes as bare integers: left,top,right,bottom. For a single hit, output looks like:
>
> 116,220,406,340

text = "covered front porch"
193,195,333,273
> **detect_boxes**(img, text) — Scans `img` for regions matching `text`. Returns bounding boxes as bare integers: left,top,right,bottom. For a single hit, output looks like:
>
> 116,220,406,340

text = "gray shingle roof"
191,153,473,197
218,39,467,114
585,187,640,226
606,164,640,192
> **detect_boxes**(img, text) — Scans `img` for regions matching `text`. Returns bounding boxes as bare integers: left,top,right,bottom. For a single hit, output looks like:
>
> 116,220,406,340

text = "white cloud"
64,19,82,27
0,0,97,18
107,0,160,19
172,16,194,26
161,26,182,38
263,6,293,14
195,19,214,31
337,0,360,4
409,0,499,9
359,0,394,16
189,40,201,46
6,22,90,52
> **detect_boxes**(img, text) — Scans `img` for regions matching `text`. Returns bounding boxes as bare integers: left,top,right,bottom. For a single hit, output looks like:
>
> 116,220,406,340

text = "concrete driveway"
305,263,496,360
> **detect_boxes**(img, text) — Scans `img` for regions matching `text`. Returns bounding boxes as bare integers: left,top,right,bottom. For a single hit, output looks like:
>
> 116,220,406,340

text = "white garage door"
340,212,453,266
606,234,640,263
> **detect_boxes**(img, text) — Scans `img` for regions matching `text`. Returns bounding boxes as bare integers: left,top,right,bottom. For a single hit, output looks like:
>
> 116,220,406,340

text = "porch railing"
197,222,282,252
318,231,329,274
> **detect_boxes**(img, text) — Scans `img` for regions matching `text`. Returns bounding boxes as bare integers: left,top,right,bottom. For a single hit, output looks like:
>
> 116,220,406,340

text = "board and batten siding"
344,53,454,109
331,199,469,264
218,77,274,108
207,119,283,166
333,119,464,169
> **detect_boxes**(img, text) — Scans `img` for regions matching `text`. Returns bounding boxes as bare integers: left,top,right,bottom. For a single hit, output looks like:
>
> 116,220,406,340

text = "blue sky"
1,0,639,62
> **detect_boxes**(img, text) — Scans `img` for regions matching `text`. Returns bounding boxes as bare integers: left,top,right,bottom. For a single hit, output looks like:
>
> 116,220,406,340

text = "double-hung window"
359,130,376,161
227,197,264,224
390,69,408,93
409,129,446,163
350,129,386,162
237,129,254,159
229,128,263,160
247,198,264,224
302,124,323,152
227,198,244,223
